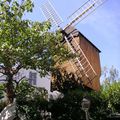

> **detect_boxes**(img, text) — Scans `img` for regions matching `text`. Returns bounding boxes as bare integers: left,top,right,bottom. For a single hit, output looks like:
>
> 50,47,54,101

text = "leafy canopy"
0,0,70,77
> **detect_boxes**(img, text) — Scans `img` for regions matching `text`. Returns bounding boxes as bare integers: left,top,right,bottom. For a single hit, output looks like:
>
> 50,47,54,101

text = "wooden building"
52,26,101,91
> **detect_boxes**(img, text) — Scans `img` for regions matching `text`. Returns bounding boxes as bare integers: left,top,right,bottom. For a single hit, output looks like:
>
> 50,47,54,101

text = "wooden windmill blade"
40,0,63,30
65,0,107,29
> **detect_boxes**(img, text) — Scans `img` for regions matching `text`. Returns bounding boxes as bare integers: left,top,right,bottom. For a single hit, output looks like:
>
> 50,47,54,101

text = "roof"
64,26,101,52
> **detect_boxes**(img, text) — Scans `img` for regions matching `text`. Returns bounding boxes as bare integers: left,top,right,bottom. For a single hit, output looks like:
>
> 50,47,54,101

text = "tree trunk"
6,74,15,104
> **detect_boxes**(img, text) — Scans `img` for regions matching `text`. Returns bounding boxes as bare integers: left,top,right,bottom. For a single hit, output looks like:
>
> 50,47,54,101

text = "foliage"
49,66,120,120
15,67,120,120
0,0,71,103
102,66,120,83
89,91,110,120
49,89,85,120
49,89,110,120
108,82,120,113
51,69,84,93
101,81,120,113
5,66,118,120
0,0,70,76
16,80,49,120
0,83,4,99
0,83,6,112
0,100,6,112
88,67,120,119
101,66,120,113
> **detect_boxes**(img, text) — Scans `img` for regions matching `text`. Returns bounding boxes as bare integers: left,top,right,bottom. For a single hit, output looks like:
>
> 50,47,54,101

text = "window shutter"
29,72,37,85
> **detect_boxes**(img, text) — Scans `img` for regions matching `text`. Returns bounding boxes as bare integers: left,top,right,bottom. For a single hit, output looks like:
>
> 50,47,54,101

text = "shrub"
16,80,49,120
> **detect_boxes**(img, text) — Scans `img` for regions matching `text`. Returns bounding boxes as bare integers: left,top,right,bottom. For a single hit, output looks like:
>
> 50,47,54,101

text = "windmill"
40,0,107,91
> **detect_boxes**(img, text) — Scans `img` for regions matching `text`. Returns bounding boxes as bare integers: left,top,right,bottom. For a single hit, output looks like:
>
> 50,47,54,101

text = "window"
29,72,37,85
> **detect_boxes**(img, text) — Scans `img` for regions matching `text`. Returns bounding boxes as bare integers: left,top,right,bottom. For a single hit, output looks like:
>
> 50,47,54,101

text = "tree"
102,66,119,83
0,0,70,104
106,82,120,113
101,66,120,113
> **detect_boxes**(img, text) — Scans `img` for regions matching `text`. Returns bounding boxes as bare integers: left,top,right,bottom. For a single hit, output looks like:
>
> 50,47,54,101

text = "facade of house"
0,69,51,92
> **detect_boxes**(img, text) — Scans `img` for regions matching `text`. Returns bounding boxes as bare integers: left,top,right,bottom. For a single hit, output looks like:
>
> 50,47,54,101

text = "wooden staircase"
64,34,97,87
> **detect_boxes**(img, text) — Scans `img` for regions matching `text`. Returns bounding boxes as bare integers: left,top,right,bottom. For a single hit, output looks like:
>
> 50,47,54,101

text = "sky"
24,0,120,73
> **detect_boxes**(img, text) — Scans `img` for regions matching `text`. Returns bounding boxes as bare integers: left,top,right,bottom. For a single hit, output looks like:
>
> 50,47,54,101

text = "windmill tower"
41,0,107,91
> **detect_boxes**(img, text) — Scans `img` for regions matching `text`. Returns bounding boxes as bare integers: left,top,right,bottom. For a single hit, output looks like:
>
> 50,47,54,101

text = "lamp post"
81,98,90,120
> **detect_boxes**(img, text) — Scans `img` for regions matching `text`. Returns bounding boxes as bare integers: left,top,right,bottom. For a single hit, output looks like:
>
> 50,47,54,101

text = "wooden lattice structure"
52,26,101,91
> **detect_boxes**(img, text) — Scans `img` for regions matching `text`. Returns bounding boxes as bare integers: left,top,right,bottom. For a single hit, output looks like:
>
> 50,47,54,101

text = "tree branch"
13,76,26,88
15,76,26,85
14,76,26,95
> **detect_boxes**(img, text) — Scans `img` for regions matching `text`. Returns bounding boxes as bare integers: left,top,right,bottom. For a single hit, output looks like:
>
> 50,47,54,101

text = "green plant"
0,0,71,104
101,81,120,113
0,101,6,112
0,84,4,99
16,80,49,120
89,91,110,120
49,89,86,120
101,66,120,113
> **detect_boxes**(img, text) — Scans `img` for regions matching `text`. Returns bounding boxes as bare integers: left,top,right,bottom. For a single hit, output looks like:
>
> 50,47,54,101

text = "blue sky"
24,0,120,72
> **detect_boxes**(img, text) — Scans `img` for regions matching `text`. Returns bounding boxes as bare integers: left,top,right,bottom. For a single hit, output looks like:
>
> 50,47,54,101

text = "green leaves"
101,67,120,113
0,0,71,77
102,82,120,113
23,0,34,12
0,83,4,99
0,0,72,104
16,80,48,120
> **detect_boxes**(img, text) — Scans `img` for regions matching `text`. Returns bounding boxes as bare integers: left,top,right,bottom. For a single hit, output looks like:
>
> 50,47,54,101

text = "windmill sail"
40,0,63,29
66,0,107,29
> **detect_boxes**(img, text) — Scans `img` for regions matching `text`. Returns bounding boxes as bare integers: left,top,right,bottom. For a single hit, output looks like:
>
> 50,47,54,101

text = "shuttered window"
29,72,37,85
